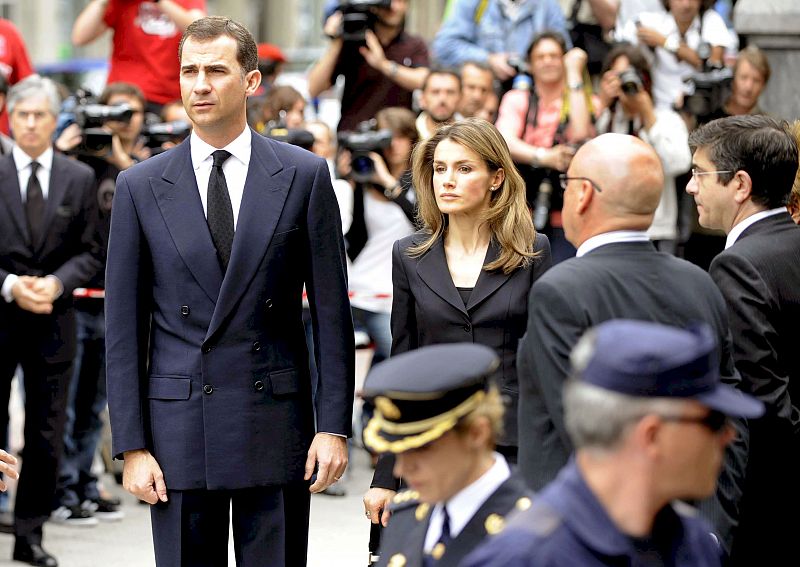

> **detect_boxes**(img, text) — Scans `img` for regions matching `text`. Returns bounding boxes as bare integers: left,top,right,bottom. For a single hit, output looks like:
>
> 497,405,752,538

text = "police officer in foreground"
463,320,764,567
362,344,531,567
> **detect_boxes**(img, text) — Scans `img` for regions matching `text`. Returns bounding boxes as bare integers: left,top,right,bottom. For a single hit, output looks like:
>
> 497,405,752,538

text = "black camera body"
338,0,391,44
338,120,393,183
263,121,316,151
683,65,732,119
618,68,643,95
59,90,136,156
142,120,192,149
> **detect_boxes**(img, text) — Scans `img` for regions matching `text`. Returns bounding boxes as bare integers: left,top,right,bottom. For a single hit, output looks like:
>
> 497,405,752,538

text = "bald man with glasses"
516,133,749,556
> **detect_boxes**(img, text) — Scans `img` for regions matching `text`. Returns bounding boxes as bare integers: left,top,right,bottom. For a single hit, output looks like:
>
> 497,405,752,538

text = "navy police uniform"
361,343,533,567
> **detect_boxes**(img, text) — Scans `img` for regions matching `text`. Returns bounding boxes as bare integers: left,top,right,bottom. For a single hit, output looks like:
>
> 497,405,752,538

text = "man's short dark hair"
99,82,146,108
689,115,799,208
179,16,258,73
422,67,462,93
460,60,492,75
526,30,568,61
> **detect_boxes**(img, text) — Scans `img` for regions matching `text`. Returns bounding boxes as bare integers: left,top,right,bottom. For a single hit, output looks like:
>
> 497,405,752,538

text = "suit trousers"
0,350,72,540
150,483,311,567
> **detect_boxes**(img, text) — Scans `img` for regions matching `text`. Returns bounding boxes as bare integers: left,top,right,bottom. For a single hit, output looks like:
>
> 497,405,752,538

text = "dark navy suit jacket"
105,131,354,491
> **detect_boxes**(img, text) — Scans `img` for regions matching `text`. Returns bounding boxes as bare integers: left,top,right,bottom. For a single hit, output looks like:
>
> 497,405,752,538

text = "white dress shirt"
1,146,56,303
576,230,650,257
190,127,251,229
725,208,786,249
423,453,511,552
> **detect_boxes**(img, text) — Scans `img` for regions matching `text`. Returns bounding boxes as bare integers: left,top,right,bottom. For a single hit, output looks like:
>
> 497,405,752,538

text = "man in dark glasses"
465,319,764,567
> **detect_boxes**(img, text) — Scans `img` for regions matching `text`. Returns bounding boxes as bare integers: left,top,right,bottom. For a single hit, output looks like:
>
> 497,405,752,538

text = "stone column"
734,0,800,120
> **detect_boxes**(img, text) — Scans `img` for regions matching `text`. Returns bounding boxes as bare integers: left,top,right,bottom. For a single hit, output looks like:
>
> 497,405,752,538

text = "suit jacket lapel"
466,238,512,311
207,132,295,340
151,140,223,304
416,235,468,316
0,156,29,245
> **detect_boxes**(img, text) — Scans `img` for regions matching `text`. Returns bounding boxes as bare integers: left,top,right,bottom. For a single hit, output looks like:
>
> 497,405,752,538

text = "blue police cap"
362,344,500,454
578,320,763,418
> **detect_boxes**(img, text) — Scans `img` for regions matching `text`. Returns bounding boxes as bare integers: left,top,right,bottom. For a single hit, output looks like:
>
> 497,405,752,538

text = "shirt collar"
436,453,510,539
725,207,786,249
190,126,251,170
12,145,54,172
576,231,650,257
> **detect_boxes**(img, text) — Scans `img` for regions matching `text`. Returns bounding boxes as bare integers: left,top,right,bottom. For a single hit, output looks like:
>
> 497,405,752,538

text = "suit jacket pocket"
148,375,192,400
270,368,299,396
271,226,299,246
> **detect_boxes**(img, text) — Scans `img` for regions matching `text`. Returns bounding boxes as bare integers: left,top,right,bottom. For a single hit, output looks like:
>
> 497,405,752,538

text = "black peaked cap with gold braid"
362,343,499,454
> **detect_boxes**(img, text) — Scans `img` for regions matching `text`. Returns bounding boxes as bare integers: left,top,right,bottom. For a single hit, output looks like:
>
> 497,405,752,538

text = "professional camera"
618,68,643,95
142,120,192,149
262,120,315,151
59,89,136,155
337,0,391,43
683,50,732,119
338,119,392,183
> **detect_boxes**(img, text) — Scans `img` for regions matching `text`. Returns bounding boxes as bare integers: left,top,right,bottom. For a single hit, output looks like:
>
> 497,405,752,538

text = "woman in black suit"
364,118,552,525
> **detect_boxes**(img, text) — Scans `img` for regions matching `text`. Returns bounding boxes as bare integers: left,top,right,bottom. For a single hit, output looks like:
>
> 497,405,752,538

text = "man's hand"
598,70,621,108
107,134,136,171
305,433,348,493
30,276,61,304
323,11,343,39
621,88,657,129
122,449,168,504
359,30,388,72
563,48,588,75
54,123,83,153
11,276,53,314
363,487,395,527
0,449,19,492
487,53,516,82
542,144,576,172
367,151,396,192
637,27,667,49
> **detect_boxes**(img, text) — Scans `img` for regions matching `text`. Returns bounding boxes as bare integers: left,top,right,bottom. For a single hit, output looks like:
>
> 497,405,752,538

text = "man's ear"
575,179,594,214
732,170,753,205
245,70,262,97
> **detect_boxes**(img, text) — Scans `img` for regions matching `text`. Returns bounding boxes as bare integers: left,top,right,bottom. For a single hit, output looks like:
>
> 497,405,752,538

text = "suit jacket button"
264,299,273,311
203,384,213,395
180,305,190,317
202,345,212,354
252,341,261,352
463,323,471,333
254,380,264,391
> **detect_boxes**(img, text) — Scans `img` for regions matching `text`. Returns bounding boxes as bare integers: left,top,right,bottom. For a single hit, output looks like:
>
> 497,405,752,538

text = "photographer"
615,0,735,111
307,0,429,132
416,68,463,140
596,43,691,253
700,44,770,122
339,107,417,369
51,82,148,526
495,31,595,262
252,84,306,134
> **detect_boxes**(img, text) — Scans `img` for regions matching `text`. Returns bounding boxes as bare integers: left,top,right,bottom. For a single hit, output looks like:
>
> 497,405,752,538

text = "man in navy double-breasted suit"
105,17,354,566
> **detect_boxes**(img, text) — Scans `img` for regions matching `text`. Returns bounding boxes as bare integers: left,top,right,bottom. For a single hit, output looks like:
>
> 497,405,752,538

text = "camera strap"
522,89,572,147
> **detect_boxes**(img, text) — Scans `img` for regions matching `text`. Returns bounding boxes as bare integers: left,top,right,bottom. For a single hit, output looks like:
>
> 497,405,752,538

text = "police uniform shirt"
424,453,511,553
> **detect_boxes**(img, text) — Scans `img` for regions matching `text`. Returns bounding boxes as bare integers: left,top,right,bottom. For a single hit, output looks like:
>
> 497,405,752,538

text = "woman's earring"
490,185,497,191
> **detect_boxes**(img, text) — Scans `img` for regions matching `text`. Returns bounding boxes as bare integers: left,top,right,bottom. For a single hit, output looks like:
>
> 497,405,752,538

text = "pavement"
0,351,377,567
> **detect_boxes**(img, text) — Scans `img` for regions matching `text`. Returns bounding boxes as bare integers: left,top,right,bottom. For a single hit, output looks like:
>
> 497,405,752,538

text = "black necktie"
206,150,234,270
26,161,45,248
424,507,453,566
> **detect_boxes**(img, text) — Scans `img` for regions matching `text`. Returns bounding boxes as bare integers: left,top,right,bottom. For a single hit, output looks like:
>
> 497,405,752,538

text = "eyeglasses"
558,174,603,193
690,168,733,179
660,410,729,434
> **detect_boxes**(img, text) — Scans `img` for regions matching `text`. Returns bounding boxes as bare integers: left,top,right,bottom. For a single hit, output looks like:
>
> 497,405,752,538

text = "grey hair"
7,75,62,116
564,327,686,451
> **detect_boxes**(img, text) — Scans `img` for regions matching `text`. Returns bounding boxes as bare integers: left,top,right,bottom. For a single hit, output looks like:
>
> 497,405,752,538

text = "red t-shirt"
104,0,205,105
0,18,34,135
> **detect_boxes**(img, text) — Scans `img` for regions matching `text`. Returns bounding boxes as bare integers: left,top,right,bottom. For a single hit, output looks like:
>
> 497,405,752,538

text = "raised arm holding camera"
307,0,429,132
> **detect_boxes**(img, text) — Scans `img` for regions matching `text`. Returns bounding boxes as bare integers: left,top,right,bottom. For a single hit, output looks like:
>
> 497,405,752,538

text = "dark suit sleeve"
390,239,417,356
305,158,356,437
711,253,790,417
105,171,152,457
52,167,103,295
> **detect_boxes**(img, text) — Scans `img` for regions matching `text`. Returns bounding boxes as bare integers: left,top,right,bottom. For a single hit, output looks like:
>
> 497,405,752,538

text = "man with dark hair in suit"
0,74,101,567
105,16,354,567
517,133,746,555
686,115,800,566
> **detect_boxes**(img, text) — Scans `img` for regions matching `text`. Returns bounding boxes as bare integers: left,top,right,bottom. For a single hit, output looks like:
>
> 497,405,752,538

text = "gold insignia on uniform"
387,554,407,567
375,396,402,419
431,543,446,560
415,503,430,521
516,497,532,511
485,513,505,535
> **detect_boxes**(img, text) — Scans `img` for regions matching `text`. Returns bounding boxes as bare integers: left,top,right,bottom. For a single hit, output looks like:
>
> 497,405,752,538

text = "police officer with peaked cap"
463,320,765,567
362,343,532,567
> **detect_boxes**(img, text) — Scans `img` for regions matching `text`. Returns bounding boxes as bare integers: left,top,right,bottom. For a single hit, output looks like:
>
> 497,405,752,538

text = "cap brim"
695,384,765,419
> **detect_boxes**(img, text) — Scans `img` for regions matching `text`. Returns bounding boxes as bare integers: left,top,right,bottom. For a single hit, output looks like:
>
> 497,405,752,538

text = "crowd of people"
0,0,797,566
